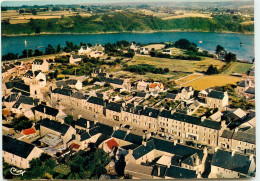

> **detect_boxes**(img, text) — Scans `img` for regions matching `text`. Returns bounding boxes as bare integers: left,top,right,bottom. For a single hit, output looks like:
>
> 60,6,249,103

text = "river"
1,32,254,61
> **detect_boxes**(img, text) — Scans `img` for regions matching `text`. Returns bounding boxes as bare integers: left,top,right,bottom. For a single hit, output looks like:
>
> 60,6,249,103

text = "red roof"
70,143,80,149
22,128,36,135
149,83,157,88
106,138,119,150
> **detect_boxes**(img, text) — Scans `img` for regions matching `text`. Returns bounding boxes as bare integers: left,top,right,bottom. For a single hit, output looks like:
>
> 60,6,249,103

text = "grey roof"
6,81,30,95
41,118,70,135
80,132,91,141
207,90,225,99
124,103,143,114
12,95,39,108
33,59,44,64
33,104,60,117
165,166,197,178
125,133,143,145
66,79,78,85
87,96,104,106
232,131,255,144
152,165,167,178
24,70,40,78
112,130,127,140
152,138,204,159
212,149,252,174
166,93,177,99
75,118,94,129
220,129,234,139
95,123,114,136
171,155,182,166
3,135,35,159
106,102,122,112
182,153,201,166
133,140,155,160
71,92,85,99
101,77,124,85
135,91,147,98
142,107,159,118
245,87,255,95
56,81,67,88
159,111,221,130
238,80,250,87
52,88,73,96
4,94,18,102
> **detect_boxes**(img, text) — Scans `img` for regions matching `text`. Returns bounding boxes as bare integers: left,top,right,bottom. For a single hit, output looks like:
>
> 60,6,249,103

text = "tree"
206,64,219,75
34,49,43,56
22,49,28,58
64,115,74,125
32,9,37,15
35,26,41,34
28,49,33,57
11,116,33,132
215,45,226,54
225,52,237,62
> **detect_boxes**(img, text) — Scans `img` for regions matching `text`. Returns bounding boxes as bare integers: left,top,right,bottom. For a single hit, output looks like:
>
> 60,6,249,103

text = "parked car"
143,130,148,133
125,125,133,130
197,144,202,148
178,139,183,144
151,132,157,136
165,135,169,140
169,136,174,141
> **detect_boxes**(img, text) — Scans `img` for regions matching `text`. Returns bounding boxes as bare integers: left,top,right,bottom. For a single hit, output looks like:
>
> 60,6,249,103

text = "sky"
1,0,253,7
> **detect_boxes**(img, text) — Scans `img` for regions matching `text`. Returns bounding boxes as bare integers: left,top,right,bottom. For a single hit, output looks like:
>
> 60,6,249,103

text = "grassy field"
222,62,253,75
162,12,213,20
128,55,226,73
182,75,242,90
175,74,203,85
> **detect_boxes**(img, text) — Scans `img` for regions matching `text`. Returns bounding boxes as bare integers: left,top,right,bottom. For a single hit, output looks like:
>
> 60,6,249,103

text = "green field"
222,62,253,75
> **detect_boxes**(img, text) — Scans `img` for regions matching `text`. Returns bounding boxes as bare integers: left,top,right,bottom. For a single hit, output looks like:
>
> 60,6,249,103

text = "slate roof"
124,103,143,114
3,135,36,159
24,70,40,78
152,165,167,178
220,129,234,139
121,144,140,150
135,91,146,98
80,132,91,141
171,155,182,166
112,130,127,140
96,123,114,136
4,94,18,102
245,87,255,95
66,79,78,85
212,149,252,174
75,118,94,129
182,153,201,166
33,104,59,117
133,140,155,160
142,107,159,118
159,111,221,130
125,133,143,145
12,95,39,108
11,88,30,96
165,166,197,178
87,96,104,106
152,138,204,159
33,59,44,64
71,92,84,99
56,81,67,88
207,90,225,99
106,102,122,112
232,131,255,144
166,93,177,99
101,77,124,85
6,81,30,94
238,80,250,87
89,126,100,136
41,118,70,135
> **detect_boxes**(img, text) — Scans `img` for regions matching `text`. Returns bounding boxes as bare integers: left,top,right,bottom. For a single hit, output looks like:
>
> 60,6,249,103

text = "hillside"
1,12,254,35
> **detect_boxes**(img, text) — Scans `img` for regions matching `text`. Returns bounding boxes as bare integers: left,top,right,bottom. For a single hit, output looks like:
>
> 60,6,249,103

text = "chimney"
159,107,164,112
78,115,82,119
87,121,90,129
214,146,219,153
231,150,236,156
143,105,148,109
171,109,175,114
201,116,206,122
134,101,138,107
173,139,178,146
197,171,202,178
221,120,226,128
44,106,46,114
113,126,119,131
122,102,126,107
158,166,160,175
142,141,147,146
249,154,254,161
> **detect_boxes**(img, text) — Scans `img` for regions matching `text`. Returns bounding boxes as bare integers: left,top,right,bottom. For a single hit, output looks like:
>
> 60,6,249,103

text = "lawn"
128,55,226,73
182,75,242,90
222,62,253,75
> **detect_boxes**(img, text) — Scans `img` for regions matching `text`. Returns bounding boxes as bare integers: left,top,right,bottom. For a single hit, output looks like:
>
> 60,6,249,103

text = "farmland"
128,55,226,73
175,74,203,85
222,62,253,75
181,75,242,90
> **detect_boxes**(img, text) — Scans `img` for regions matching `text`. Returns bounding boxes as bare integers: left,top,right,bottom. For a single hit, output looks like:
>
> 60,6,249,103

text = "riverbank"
1,29,254,37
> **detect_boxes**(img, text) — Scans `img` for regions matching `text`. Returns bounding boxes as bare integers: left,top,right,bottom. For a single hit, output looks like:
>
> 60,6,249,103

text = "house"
165,166,199,179
165,93,177,101
100,138,119,153
176,100,200,115
235,80,255,99
85,96,105,114
32,59,49,72
198,88,212,99
130,42,138,51
3,135,44,169
5,80,31,97
55,79,83,90
78,46,92,55
75,117,94,130
206,90,229,110
40,118,76,145
136,81,149,91
135,91,149,99
149,83,164,93
209,149,255,178
101,77,131,90
209,111,223,122
12,95,39,115
33,104,67,123
140,47,149,54
162,49,172,55
69,55,82,64
124,162,153,179
23,70,46,87
106,102,123,121
3,93,19,110
176,86,194,100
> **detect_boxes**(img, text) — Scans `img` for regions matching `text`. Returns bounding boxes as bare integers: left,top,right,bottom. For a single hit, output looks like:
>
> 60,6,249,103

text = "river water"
1,32,254,61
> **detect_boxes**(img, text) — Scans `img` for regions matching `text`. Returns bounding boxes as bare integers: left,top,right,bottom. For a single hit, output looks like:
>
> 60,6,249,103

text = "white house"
32,59,49,72
69,55,82,64
23,70,46,87
78,46,92,55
